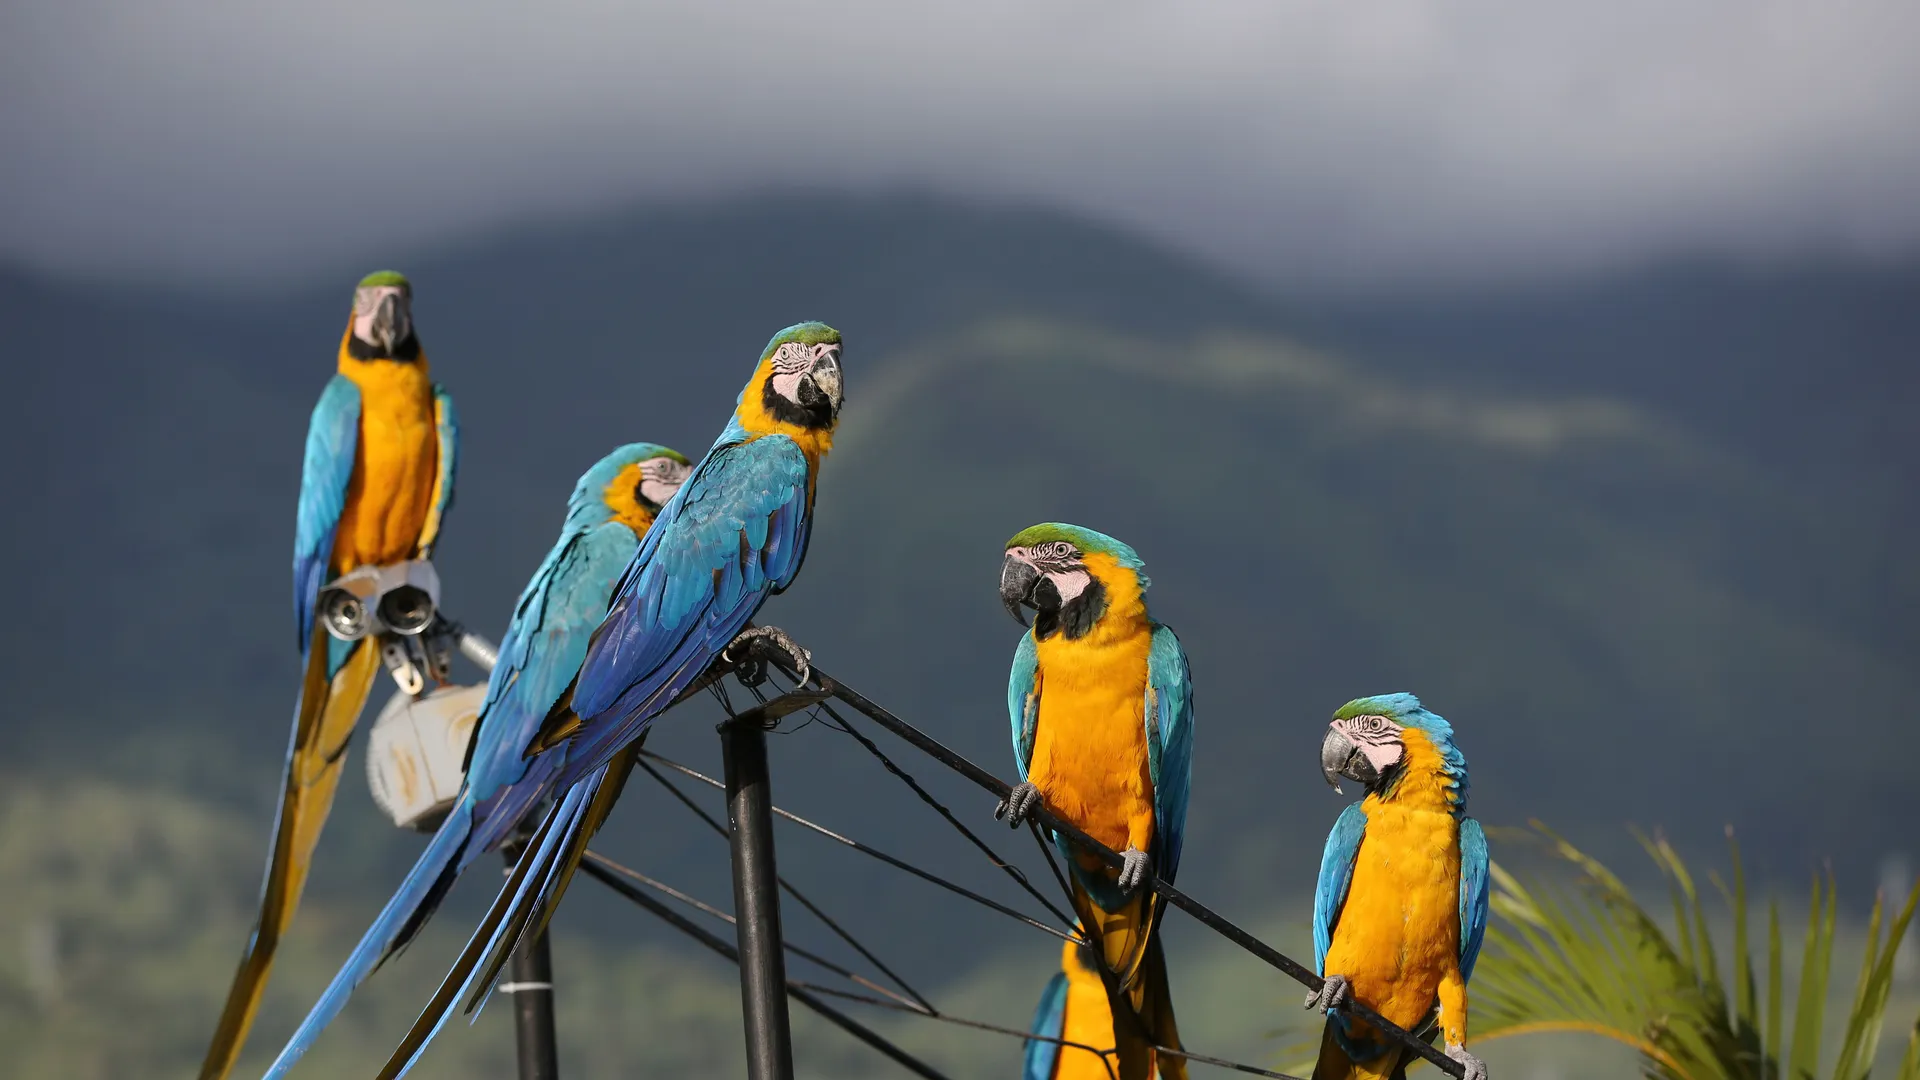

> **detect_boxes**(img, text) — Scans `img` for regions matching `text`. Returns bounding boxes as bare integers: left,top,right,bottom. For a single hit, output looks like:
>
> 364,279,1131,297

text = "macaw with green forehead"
1308,693,1490,1080
366,321,844,1079
997,523,1193,1080
202,270,457,1080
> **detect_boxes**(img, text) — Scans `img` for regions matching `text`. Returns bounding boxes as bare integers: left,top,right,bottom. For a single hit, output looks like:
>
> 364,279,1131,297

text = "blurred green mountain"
0,192,1913,1072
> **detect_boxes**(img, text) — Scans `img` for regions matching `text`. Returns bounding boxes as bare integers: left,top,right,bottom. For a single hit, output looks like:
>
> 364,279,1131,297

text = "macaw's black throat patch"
346,332,422,362
1033,575,1108,642
763,374,835,429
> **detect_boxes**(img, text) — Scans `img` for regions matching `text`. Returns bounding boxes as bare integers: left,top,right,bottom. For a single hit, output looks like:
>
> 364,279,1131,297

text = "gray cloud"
4,0,1917,288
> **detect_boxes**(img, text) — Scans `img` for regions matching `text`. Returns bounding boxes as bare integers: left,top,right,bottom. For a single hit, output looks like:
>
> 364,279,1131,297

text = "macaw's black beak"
371,293,411,353
1000,554,1043,627
1321,726,1377,795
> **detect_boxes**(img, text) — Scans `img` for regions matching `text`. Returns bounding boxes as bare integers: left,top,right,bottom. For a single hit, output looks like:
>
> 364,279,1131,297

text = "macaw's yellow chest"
1323,799,1462,1032
332,354,438,572
1029,625,1155,859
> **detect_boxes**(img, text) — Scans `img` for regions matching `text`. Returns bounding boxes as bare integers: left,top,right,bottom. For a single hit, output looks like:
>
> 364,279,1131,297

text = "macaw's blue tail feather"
1024,971,1069,1080
261,805,475,1079
375,744,641,1080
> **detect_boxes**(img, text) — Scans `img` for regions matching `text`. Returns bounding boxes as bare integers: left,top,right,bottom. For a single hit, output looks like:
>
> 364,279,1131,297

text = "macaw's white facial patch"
352,285,412,346
768,341,811,402
1049,567,1092,604
1333,714,1405,774
637,457,691,507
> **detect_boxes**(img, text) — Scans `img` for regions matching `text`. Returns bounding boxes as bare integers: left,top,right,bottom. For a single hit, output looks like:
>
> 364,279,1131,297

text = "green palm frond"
1473,822,1920,1080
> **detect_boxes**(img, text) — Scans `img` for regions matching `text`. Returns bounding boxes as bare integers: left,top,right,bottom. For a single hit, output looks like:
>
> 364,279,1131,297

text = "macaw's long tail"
200,634,381,1080
374,741,642,1080
1310,1019,1407,1080
260,801,476,1078
1028,932,1158,1080
1069,882,1186,1080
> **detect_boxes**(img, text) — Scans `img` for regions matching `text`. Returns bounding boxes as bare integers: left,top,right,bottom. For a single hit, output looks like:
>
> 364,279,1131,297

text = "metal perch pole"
721,712,797,1080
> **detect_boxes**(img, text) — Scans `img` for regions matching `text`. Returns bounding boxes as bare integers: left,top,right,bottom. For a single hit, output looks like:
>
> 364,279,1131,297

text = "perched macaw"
1306,694,1490,1080
371,320,844,1079
201,271,457,1080
997,523,1193,1080
1025,932,1154,1080
259,442,691,1078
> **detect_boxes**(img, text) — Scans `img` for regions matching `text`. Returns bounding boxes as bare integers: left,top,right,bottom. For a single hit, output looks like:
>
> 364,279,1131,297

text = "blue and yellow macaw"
371,320,844,1079
201,271,457,1080
997,524,1193,1080
1307,694,1490,1080
1025,932,1151,1080
258,442,691,1078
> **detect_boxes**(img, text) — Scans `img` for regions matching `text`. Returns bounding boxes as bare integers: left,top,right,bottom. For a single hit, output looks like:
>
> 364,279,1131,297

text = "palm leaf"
1470,823,1920,1080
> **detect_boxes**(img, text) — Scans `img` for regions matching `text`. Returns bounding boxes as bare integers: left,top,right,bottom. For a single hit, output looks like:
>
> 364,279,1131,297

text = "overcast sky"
4,1,1917,289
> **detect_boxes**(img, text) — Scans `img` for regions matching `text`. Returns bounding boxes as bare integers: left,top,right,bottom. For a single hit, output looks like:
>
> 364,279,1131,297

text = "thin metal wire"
583,852,929,1014
577,855,951,1080
1030,822,1079,920
792,982,1305,1080
639,750,1087,948
809,695,1084,934
635,757,936,1013
788,981,1119,1080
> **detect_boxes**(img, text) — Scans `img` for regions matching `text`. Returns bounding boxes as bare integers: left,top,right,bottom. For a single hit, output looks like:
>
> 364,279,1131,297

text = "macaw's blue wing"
258,517,643,1080
1144,623,1194,886
1008,630,1040,780
555,432,814,786
1313,802,1369,976
415,384,459,558
292,375,360,652
1457,816,1491,982
463,519,640,854
1023,970,1069,1080
363,435,820,1079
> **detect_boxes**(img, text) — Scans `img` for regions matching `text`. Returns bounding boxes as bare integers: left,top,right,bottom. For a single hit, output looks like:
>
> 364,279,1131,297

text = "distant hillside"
0,191,1912,948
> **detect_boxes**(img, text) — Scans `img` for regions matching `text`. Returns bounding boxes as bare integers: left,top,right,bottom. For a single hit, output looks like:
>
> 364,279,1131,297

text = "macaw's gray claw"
1117,846,1152,895
723,625,812,687
1446,1044,1488,1080
995,781,1043,827
1304,973,1352,1013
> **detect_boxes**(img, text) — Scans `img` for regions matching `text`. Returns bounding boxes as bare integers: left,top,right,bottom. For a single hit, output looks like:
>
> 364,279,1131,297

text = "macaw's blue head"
346,270,420,361
570,442,693,536
1319,693,1470,812
1000,523,1150,642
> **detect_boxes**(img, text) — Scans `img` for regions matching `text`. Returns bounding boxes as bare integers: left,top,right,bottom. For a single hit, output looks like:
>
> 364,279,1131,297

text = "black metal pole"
721,718,796,1080
502,845,561,1080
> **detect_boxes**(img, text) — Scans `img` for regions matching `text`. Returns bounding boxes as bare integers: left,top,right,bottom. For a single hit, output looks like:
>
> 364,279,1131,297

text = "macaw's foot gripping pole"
501,840,560,1080
722,714,796,1080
